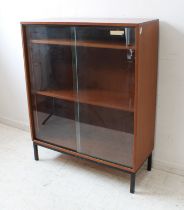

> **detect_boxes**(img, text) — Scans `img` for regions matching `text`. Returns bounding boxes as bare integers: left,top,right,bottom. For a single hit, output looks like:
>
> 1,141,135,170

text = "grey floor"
0,123,184,210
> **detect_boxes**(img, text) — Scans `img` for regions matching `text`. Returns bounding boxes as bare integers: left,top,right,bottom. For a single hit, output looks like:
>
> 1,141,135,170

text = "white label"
110,30,124,36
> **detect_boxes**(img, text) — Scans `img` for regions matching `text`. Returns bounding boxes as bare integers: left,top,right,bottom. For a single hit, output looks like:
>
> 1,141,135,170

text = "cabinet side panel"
134,21,159,171
21,25,35,140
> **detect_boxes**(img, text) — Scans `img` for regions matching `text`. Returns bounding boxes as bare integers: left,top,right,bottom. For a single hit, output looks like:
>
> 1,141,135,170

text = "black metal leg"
147,153,152,171
130,173,136,193
33,143,39,161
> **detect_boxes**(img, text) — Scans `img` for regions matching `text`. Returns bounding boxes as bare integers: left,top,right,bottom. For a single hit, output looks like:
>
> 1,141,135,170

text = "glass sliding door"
25,24,135,167
26,25,77,150
75,26,135,167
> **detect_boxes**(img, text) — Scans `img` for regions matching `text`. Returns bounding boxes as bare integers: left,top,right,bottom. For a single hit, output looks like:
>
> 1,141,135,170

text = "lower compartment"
35,112,133,168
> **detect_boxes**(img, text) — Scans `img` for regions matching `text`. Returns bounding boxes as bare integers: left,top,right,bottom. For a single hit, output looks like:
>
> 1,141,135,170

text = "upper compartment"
27,25,135,50
26,25,135,113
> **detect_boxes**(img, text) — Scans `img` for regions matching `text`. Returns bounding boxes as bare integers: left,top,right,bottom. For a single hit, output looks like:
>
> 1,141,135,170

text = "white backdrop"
0,0,184,175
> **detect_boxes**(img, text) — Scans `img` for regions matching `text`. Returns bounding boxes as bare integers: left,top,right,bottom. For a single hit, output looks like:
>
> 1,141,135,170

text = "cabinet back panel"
28,45,74,91
77,48,135,93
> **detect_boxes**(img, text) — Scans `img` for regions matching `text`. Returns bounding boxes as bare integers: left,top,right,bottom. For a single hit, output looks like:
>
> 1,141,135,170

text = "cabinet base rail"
33,141,152,194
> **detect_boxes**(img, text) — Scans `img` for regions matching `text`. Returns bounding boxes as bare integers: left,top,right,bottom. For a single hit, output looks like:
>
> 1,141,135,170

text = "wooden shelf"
36,89,134,112
31,39,135,50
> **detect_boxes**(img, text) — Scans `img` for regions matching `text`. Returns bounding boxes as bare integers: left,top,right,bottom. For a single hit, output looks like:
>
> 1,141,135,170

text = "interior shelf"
36,89,134,112
31,39,135,50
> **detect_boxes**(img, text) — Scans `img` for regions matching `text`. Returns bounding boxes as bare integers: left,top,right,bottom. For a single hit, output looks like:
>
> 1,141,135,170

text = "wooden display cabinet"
21,18,159,193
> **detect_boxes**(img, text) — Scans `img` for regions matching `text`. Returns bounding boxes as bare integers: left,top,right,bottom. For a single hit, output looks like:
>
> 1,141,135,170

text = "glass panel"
26,25,77,150
76,26,135,167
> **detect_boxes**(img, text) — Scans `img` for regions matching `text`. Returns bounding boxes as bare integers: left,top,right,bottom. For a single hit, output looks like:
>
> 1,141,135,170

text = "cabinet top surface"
21,18,158,26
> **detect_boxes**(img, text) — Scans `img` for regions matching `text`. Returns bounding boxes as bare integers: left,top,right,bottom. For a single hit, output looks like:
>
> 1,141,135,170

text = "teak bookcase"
21,18,159,193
